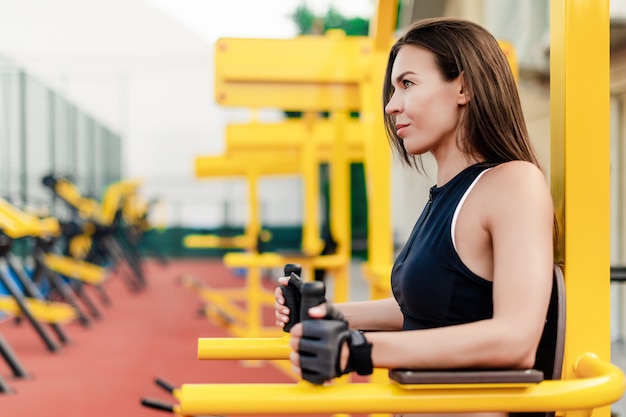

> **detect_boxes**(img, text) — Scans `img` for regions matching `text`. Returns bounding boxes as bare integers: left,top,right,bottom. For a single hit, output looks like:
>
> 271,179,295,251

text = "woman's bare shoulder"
476,161,553,219
483,160,550,195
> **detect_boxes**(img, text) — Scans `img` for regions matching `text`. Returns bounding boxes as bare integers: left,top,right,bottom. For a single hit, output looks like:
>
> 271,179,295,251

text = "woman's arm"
275,279,403,331
321,297,404,331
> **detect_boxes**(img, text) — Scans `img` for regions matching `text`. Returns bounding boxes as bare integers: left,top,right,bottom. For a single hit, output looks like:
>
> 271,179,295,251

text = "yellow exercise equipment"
42,175,148,291
0,296,76,324
166,353,624,415
186,107,356,340
43,254,107,286
184,153,298,252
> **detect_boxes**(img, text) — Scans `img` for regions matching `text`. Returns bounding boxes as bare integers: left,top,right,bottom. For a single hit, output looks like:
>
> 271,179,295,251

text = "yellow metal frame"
225,119,365,161
100,179,143,226
43,254,107,286
191,30,377,339
179,267,282,339
49,176,143,227
185,146,328,339
185,153,297,251
0,198,60,239
173,353,623,415
550,3,612,416
0,295,77,324
0,199,109,287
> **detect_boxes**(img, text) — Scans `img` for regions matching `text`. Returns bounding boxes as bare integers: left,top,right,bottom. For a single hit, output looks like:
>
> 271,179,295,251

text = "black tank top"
391,162,498,330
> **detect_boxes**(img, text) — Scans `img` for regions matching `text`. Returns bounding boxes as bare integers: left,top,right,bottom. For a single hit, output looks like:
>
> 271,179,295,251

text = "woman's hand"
288,320,351,381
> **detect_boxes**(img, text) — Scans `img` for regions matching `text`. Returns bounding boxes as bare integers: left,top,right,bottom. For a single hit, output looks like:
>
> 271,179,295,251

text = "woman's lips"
396,124,409,136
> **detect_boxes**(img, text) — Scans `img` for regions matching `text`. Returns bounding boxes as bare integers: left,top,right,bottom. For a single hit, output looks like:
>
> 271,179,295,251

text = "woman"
275,17,554,416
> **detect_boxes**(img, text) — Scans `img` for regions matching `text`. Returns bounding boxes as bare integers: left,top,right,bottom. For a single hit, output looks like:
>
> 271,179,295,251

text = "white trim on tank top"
451,168,492,251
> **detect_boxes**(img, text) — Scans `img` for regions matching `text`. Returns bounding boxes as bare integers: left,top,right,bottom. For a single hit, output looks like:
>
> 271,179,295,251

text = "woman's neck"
434,152,484,187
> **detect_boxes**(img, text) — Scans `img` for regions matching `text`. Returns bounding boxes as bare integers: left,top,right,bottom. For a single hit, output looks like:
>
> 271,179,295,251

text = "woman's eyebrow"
394,70,416,84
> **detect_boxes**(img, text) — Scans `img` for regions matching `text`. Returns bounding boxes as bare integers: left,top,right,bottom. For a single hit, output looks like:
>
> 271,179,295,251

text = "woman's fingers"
289,341,302,376
274,284,290,327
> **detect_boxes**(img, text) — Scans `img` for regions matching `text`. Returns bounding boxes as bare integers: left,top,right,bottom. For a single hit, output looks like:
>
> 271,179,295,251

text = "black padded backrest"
389,264,566,401
532,264,566,381
510,263,566,417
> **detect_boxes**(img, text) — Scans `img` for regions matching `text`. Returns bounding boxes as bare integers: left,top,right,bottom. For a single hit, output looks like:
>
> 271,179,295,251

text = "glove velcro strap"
346,330,373,376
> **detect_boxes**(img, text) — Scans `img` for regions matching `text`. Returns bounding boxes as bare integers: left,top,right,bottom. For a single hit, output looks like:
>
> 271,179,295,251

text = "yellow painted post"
245,169,262,336
329,110,351,303
359,0,396,300
301,112,324,257
550,1,611,417
358,1,398,414
246,170,260,252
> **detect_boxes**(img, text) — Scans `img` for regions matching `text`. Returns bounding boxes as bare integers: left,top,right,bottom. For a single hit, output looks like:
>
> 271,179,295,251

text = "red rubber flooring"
0,259,339,417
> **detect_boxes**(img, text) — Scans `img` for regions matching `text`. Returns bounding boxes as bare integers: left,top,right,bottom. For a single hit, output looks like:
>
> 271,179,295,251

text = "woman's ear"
457,72,469,105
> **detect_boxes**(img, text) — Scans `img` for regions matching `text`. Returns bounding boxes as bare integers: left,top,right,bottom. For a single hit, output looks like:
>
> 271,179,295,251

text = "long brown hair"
382,17,540,170
383,17,559,257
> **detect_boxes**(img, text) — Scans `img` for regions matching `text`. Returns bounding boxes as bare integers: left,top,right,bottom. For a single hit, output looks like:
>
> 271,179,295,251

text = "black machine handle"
300,281,326,321
155,377,175,394
140,398,175,413
280,264,302,332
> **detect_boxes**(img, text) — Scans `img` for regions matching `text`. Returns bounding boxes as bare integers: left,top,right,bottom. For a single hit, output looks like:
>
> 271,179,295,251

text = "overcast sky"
144,0,374,41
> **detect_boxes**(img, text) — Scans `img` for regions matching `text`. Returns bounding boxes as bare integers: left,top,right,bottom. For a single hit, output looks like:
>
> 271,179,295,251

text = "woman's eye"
402,79,412,88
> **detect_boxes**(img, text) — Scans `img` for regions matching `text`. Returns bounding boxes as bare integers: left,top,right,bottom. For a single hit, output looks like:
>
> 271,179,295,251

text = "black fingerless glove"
279,265,344,332
298,319,373,385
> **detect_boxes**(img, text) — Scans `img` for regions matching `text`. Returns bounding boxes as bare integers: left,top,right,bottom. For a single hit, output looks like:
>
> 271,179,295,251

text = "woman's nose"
385,93,400,115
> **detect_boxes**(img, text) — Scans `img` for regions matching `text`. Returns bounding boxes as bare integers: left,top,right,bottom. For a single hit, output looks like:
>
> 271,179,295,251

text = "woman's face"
385,45,467,156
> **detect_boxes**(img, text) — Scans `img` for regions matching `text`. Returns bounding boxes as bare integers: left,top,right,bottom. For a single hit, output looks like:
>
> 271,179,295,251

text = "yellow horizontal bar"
223,252,285,268
198,336,291,360
183,234,254,249
44,254,107,285
299,254,346,269
226,120,364,152
225,148,365,163
194,155,300,178
0,296,77,324
217,83,360,111
215,35,371,84
223,252,348,270
215,35,370,110
178,353,624,415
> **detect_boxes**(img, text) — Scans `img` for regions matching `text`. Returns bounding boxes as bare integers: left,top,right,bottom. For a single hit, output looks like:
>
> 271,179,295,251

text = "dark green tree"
291,4,369,36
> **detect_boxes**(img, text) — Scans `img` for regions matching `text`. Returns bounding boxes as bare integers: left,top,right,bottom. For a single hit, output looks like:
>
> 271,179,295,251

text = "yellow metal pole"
329,110,351,303
198,336,291,360
359,2,398,414
360,0,396,300
301,112,324,257
550,2,611,417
